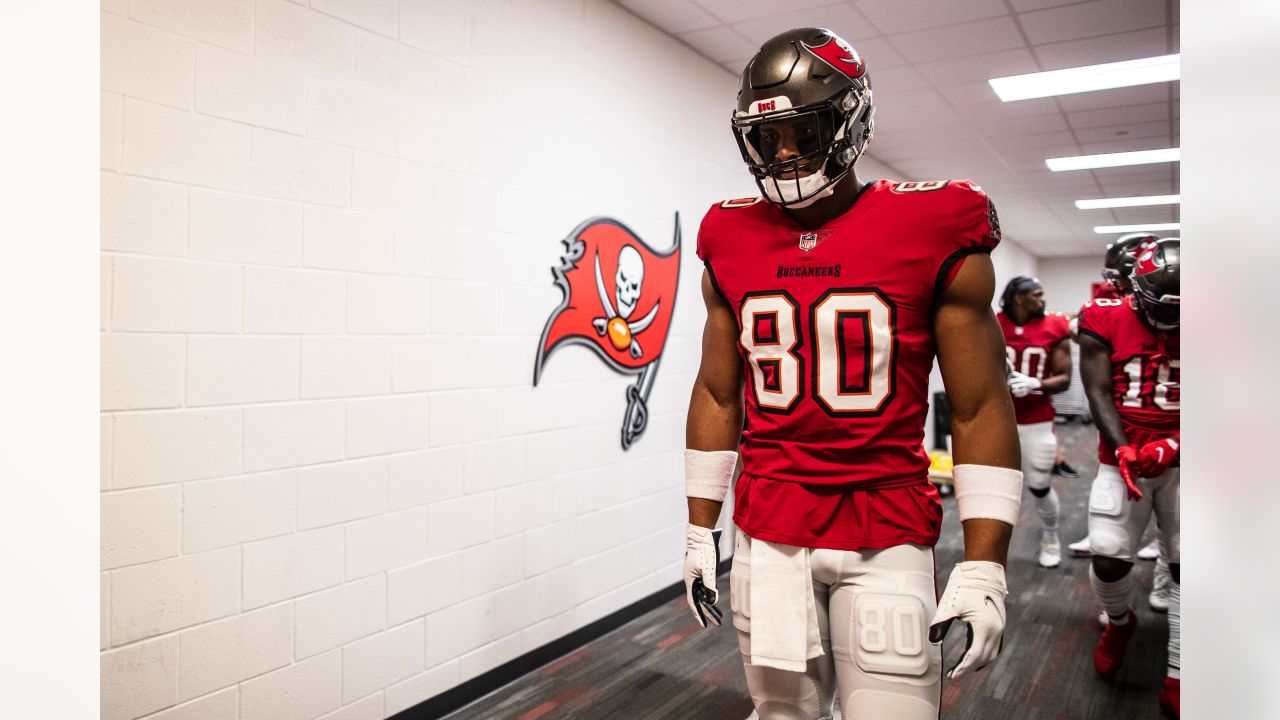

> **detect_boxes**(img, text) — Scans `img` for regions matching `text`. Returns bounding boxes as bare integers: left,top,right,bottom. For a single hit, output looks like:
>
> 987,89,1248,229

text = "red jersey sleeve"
1077,298,1117,349
697,197,765,266
1048,312,1072,343
913,180,1001,294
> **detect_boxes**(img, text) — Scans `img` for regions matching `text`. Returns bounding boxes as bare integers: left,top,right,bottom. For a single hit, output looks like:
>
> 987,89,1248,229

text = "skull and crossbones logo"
592,246,660,359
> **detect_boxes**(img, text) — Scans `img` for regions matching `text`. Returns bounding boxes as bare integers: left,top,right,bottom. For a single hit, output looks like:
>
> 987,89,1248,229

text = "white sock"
1035,488,1060,532
1089,565,1133,621
1167,580,1180,678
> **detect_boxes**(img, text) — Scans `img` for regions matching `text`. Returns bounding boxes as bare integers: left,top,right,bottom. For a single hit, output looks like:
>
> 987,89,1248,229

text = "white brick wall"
102,0,745,716
240,650,342,720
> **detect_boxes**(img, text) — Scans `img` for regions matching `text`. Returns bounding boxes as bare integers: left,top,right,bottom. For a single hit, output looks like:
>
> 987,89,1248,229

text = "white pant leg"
1017,421,1058,491
731,531,836,720
823,543,941,720
1153,467,1180,564
1088,464,1157,561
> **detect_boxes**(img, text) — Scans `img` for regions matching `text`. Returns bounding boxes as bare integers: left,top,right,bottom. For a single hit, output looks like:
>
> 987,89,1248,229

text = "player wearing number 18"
680,27,1023,720
1078,238,1180,718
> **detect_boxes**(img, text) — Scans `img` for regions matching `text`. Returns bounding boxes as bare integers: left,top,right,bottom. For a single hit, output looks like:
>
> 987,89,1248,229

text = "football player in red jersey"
1068,233,1158,559
1078,238,1180,717
996,277,1072,568
680,28,1022,720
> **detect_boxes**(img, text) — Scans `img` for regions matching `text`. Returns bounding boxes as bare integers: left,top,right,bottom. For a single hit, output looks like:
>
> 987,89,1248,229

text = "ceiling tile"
1018,0,1166,45
852,0,1008,35
1033,27,1171,69
1054,82,1172,111
1079,136,1175,155
694,0,842,24
1009,0,1087,11
1066,101,1169,129
1072,120,1172,144
914,47,1041,87
887,16,1025,63
852,36,909,69
677,26,757,63
869,64,932,93
618,0,720,33
731,5,875,48
939,82,1061,113
969,110,1070,137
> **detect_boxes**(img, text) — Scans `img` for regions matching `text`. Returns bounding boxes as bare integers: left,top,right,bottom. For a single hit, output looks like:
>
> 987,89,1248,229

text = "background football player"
1077,238,1180,718
997,276,1072,567
1068,233,1173,614
681,28,1022,720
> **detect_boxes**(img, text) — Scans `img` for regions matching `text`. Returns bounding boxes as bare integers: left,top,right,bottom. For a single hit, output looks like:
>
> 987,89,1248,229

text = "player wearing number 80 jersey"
698,178,999,547
996,279,1072,568
681,27,1023,720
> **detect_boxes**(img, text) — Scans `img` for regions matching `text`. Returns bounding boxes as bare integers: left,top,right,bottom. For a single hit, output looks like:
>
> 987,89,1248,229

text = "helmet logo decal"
1133,246,1163,275
534,215,683,450
756,100,776,113
804,36,866,79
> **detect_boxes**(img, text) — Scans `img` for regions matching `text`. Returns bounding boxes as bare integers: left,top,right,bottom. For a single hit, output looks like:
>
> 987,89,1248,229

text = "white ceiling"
615,0,1180,257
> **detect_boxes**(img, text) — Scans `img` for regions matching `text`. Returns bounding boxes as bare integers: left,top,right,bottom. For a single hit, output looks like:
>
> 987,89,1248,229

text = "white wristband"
685,449,738,502
953,464,1023,525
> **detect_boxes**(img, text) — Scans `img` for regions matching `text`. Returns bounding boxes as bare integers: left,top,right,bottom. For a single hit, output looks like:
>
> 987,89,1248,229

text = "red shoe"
1159,676,1180,718
1094,610,1138,677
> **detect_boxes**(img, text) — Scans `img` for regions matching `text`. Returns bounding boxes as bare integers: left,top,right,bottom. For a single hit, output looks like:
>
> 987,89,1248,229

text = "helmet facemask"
1133,288,1179,329
1130,238,1180,330
733,90,872,209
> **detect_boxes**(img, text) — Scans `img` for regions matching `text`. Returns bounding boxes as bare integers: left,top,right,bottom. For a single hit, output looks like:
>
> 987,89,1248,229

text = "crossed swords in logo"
591,249,661,360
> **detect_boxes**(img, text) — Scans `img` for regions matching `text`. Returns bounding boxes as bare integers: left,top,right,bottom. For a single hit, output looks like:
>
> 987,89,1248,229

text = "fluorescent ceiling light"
1076,194,1180,210
1094,223,1180,234
1047,148,1180,171
989,54,1179,101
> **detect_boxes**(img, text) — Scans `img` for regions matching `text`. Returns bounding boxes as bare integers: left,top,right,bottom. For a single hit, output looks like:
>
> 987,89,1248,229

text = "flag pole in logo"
533,214,682,450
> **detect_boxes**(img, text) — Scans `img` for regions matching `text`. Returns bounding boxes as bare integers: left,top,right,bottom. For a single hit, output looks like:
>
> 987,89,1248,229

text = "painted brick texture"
100,0,746,717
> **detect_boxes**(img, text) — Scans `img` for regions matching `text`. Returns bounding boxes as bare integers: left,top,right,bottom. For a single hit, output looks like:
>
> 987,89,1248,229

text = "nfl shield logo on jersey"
798,232,818,253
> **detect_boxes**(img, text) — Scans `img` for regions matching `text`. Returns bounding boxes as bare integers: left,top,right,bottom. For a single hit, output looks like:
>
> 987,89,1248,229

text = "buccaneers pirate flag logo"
534,216,682,450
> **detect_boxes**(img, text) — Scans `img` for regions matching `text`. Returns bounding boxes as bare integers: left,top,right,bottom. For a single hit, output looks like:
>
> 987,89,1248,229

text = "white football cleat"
1149,559,1171,612
1039,532,1062,568
1068,536,1091,557
1137,538,1160,560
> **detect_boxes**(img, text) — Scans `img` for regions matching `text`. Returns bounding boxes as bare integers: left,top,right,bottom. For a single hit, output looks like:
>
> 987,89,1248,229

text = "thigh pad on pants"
1088,468,1145,559
839,590,930,678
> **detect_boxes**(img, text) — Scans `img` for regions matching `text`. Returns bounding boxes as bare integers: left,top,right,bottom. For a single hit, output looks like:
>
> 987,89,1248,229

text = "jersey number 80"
739,288,897,416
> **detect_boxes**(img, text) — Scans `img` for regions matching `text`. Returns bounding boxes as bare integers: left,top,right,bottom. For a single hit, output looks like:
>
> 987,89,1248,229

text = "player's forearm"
961,518,1011,566
950,392,1020,470
1039,372,1070,394
686,379,743,451
688,498,723,528
1087,392,1129,452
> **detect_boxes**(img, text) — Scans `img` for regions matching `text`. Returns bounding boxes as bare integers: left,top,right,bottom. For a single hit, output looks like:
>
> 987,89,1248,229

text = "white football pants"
730,530,941,720
1087,464,1180,563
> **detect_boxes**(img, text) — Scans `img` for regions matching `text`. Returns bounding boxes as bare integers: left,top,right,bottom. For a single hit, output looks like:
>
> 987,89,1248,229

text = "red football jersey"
697,179,1001,550
1077,298,1180,465
1093,285,1123,300
997,311,1070,424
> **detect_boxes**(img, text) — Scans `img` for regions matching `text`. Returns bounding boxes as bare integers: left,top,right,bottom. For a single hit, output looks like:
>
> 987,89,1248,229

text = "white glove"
1007,371,1041,398
683,524,722,627
928,561,1008,679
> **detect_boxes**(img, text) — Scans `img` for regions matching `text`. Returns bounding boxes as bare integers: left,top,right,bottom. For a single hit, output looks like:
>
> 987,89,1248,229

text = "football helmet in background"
1131,238,1180,329
1102,232,1157,293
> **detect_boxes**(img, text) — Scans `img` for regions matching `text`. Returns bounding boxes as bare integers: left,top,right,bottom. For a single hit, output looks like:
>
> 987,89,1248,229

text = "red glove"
1114,446,1143,501
1136,436,1180,477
